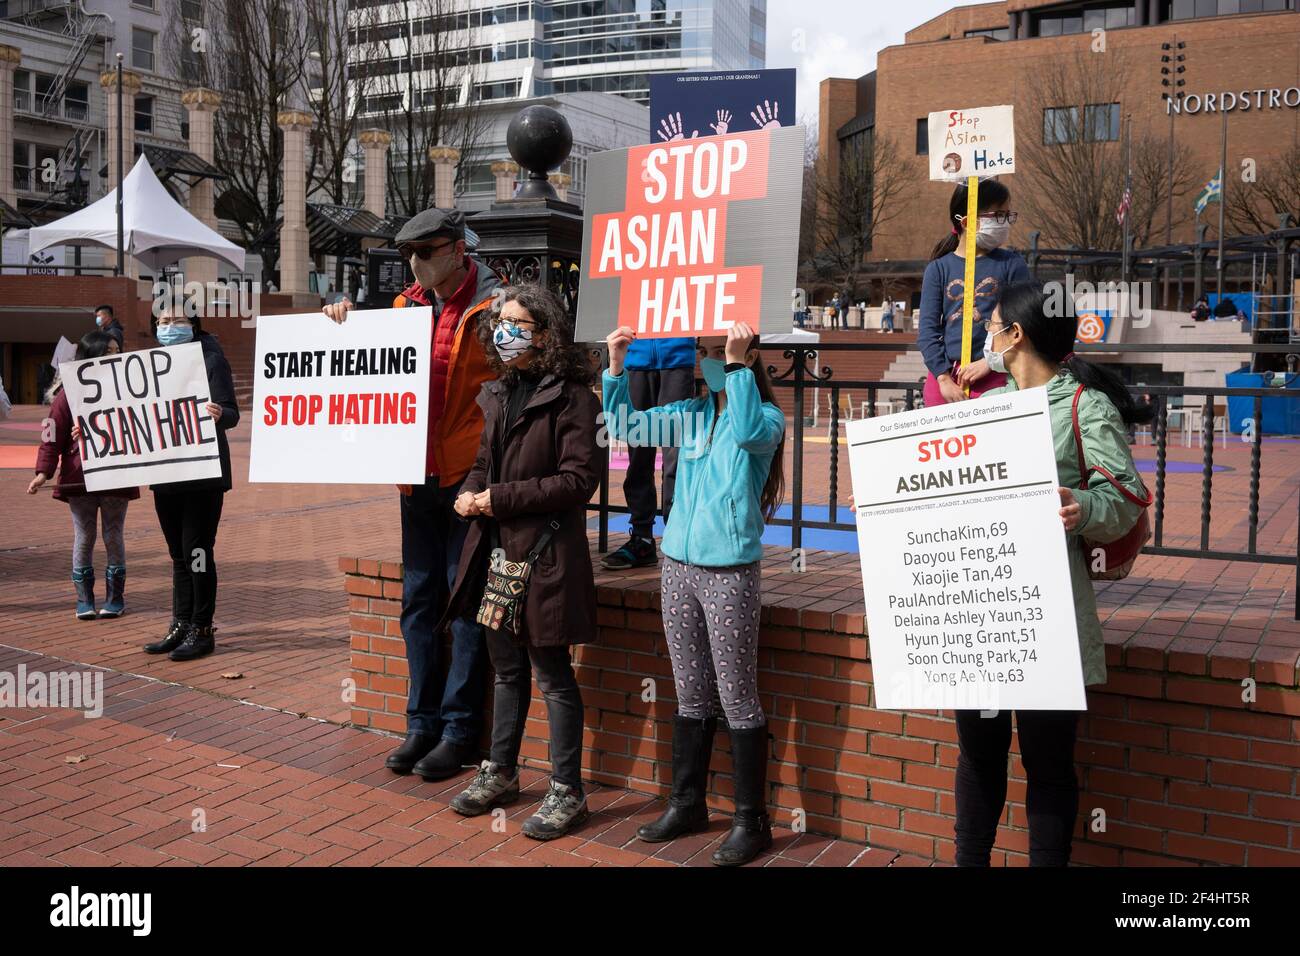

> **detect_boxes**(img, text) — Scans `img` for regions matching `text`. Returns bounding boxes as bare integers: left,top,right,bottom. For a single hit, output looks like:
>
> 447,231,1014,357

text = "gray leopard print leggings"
660,555,764,729
69,495,128,569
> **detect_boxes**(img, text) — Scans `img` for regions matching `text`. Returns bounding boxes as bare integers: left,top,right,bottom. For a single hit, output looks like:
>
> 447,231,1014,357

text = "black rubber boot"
637,714,717,842
144,620,188,655
72,567,96,620
385,732,441,774
712,723,773,867
169,624,215,662
99,565,126,617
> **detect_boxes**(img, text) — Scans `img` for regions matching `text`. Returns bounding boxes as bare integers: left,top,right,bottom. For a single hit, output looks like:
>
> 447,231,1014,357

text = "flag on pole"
1195,169,1222,215
1115,183,1132,226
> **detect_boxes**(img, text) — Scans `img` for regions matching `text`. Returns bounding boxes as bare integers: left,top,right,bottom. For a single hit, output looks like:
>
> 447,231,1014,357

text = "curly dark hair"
477,283,595,386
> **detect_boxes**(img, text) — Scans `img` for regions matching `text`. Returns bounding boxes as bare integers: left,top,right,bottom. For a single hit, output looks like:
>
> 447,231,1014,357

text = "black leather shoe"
638,714,717,843
168,624,215,662
385,732,440,774
144,619,188,655
412,738,476,781
712,723,773,867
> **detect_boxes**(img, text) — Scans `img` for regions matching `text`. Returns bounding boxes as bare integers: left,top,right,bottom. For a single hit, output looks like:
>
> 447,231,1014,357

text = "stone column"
491,160,519,202
182,87,222,286
359,128,392,217
548,172,572,203
101,67,143,276
427,145,460,210
277,109,313,295
0,46,21,206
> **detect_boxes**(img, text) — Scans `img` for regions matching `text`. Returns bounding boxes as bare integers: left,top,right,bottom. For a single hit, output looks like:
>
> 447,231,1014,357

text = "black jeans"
153,489,225,627
954,709,1080,867
486,630,584,791
625,366,694,539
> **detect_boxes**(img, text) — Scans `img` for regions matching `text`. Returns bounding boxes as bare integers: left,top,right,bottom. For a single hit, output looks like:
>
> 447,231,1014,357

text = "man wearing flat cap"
324,207,501,780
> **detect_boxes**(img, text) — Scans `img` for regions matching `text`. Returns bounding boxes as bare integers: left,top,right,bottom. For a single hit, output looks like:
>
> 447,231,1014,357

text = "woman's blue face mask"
157,324,194,347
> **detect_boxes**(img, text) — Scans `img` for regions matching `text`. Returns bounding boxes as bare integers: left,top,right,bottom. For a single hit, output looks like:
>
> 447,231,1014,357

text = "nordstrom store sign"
1167,87,1300,115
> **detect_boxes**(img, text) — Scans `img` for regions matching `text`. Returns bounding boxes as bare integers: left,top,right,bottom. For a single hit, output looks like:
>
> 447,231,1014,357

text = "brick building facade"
818,1,1300,306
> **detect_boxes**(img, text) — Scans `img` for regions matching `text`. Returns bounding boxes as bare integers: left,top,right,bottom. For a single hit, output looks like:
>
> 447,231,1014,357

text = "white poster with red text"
249,307,431,484
846,387,1084,711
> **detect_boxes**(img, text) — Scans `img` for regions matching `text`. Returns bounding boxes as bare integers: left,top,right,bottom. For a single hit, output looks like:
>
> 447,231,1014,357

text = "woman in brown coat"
445,283,601,840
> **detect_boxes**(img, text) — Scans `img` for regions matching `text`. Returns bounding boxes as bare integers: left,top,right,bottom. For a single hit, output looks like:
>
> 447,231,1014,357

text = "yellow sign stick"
959,175,979,397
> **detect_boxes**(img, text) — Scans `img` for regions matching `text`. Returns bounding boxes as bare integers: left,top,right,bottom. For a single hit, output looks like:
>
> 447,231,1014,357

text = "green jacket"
990,369,1146,686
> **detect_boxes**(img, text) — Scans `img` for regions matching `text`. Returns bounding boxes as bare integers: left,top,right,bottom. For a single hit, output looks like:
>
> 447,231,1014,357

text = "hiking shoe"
521,781,589,840
600,535,657,570
450,761,520,817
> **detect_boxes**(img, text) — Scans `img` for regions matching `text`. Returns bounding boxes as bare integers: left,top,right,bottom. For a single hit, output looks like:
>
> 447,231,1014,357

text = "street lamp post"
115,52,124,278
1160,38,1185,308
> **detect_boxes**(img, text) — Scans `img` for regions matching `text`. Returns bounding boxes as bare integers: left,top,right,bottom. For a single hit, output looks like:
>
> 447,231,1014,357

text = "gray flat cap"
394,207,466,245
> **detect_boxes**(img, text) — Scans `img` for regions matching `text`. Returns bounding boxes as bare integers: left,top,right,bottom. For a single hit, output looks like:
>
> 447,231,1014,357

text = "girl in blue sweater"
603,321,785,866
919,179,1030,406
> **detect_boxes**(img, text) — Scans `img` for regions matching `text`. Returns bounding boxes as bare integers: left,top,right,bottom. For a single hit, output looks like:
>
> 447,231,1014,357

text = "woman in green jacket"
956,281,1151,866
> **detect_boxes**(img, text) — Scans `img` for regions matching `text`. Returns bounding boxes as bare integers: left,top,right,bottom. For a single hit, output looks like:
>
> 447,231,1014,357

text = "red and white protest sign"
576,124,804,342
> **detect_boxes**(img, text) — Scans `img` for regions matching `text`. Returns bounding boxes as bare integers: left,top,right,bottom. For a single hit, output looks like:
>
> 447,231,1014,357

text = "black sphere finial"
506,105,573,201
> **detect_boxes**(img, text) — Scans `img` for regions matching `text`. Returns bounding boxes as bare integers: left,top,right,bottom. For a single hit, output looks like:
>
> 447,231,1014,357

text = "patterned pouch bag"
476,519,561,635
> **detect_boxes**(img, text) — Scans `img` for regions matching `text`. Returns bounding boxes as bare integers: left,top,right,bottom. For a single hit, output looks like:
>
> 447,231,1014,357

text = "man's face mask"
404,240,460,290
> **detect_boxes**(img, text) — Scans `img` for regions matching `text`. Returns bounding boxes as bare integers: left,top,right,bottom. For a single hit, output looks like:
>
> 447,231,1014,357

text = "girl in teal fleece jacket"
603,321,785,867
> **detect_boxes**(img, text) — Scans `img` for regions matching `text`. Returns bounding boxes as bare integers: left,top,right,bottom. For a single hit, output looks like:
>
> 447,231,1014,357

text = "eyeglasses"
398,240,456,261
490,316,538,331
981,211,1019,225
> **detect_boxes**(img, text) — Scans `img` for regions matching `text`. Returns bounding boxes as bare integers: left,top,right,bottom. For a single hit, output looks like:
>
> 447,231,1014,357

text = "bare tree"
1227,143,1300,234
803,131,914,299
164,0,314,283
1017,50,1196,263
351,0,493,217
304,0,364,207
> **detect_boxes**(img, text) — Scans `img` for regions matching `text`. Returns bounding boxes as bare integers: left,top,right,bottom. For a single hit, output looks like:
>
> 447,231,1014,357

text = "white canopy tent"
27,155,245,272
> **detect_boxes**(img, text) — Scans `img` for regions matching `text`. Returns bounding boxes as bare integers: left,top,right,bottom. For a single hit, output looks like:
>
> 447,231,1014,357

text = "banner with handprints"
648,68,796,145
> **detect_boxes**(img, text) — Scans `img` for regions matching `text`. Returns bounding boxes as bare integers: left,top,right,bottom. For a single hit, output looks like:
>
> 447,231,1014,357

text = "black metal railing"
589,341,1300,619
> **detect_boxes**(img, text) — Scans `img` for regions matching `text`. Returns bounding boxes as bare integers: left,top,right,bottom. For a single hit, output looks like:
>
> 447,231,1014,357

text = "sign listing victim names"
846,387,1085,712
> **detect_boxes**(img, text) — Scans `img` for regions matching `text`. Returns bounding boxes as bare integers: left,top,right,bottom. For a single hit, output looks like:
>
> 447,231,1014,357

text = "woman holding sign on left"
142,309,240,663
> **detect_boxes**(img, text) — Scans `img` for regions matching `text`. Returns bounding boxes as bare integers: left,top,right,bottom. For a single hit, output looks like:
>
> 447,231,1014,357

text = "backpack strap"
1070,383,1154,507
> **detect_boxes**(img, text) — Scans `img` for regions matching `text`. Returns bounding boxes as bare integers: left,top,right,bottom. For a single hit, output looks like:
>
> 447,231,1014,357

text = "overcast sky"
765,0,967,127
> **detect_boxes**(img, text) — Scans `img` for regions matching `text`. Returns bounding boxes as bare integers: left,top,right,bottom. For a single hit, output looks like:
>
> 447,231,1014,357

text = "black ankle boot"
712,723,773,867
637,714,717,843
144,619,188,654
385,732,441,774
169,624,215,661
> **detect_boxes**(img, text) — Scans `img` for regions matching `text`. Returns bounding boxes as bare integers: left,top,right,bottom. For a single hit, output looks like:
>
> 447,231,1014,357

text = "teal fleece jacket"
602,366,784,568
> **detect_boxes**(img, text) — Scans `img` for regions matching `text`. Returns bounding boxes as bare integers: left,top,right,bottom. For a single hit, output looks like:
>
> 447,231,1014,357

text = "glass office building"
539,0,766,103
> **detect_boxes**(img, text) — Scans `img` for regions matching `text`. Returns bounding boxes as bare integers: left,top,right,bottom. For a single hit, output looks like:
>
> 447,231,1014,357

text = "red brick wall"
340,552,1300,866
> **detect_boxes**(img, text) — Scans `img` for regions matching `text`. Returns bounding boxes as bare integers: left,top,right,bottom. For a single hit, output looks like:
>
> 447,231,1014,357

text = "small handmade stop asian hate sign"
846,387,1084,712
927,105,1015,182
575,124,804,342
249,307,431,484
60,342,221,492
